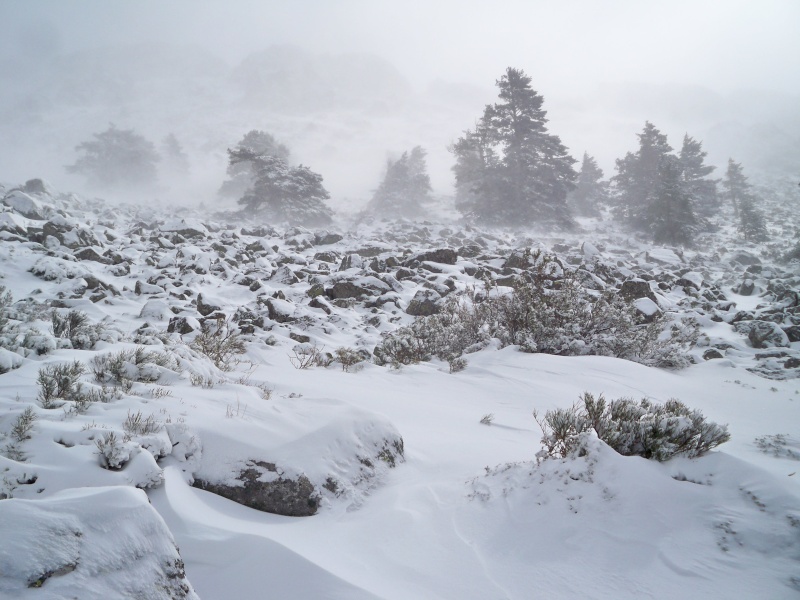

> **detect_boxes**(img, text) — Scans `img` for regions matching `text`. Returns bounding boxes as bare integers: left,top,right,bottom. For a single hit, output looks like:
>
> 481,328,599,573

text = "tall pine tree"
366,146,432,218
568,152,608,217
722,158,749,216
678,134,718,216
451,68,576,226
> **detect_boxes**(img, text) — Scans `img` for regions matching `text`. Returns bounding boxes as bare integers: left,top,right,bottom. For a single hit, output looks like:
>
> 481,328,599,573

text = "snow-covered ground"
1,181,799,598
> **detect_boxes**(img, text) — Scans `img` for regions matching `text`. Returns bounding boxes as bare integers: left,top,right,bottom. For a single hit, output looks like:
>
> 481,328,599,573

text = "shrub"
91,347,179,385
534,392,730,462
95,432,135,469
122,410,162,437
51,309,100,349
10,406,37,443
289,342,331,369
0,286,11,332
334,347,366,372
375,270,696,369
190,317,246,371
37,361,86,408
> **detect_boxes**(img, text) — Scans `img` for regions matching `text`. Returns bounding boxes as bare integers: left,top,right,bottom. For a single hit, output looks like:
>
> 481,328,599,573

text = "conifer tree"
649,156,696,245
612,121,672,228
161,133,190,176
228,147,333,226
678,134,718,216
220,130,290,198
366,146,432,218
568,152,608,216
451,67,576,226
722,158,750,216
67,124,160,190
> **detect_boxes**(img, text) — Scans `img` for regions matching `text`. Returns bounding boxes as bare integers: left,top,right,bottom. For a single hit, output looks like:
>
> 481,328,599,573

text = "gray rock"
703,348,724,360
196,294,221,317
406,289,442,316
735,320,791,349
618,279,657,303
405,248,457,267
326,281,371,300
194,461,319,517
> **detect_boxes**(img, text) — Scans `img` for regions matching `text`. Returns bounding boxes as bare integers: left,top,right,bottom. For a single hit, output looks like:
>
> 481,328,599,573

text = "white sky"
4,0,800,95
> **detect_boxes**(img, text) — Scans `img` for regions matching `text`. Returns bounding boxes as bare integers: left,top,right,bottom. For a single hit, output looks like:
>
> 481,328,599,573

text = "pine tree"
161,133,189,176
678,134,717,216
67,124,160,190
229,148,333,226
366,146,432,218
220,130,290,198
649,156,696,245
722,158,750,216
568,152,608,216
738,196,768,241
451,67,576,226
612,121,673,228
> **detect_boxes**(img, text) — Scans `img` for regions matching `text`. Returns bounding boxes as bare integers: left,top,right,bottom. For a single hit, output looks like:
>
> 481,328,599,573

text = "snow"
1,185,800,598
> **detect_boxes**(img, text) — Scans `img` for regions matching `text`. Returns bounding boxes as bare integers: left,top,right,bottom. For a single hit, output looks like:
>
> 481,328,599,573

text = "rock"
785,357,800,369
289,332,311,343
730,251,761,266
314,251,339,264
309,297,332,315
503,249,534,270
783,325,800,343
193,461,319,517
737,320,791,349
633,297,662,323
167,316,196,335
677,271,703,290
703,348,724,360
270,265,300,285
338,254,364,271
2,190,46,219
737,278,756,296
326,281,371,300
73,247,110,264
405,248,457,267
405,289,442,316
196,293,221,317
265,298,296,323
0,487,199,598
618,279,657,303
314,231,343,245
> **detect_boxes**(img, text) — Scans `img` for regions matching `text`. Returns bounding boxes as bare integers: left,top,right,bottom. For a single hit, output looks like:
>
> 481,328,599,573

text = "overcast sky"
4,0,800,95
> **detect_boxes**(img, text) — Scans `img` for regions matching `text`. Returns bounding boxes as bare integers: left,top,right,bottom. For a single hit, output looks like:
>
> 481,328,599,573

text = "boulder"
618,279,657,303
404,248,457,267
406,289,442,316
326,281,371,300
193,461,319,517
735,320,791,349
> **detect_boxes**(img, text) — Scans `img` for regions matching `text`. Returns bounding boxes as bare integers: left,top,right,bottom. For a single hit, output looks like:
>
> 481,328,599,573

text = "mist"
2,0,798,211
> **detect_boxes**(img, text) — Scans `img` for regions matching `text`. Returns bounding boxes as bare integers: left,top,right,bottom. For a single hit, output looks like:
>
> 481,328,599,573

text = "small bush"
122,410,162,437
190,317,246,371
289,342,331,369
37,361,86,408
51,309,100,350
10,407,37,443
0,286,11,332
534,392,730,462
95,432,134,469
91,347,179,385
374,271,697,369
334,347,366,372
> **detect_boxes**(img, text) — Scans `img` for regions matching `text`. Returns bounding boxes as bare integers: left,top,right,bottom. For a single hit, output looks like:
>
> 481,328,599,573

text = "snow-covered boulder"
0,486,199,599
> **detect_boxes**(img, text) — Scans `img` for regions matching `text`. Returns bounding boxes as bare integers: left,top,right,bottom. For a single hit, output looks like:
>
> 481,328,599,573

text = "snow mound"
0,486,199,599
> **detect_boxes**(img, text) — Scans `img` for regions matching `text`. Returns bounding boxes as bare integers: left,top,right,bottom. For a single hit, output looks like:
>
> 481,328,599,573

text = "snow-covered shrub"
534,392,730,462
91,347,180,385
334,346,366,372
122,410,162,438
50,308,101,349
375,274,697,369
37,360,86,408
289,342,332,369
9,406,37,443
189,317,246,371
21,328,56,356
0,285,11,332
95,432,138,469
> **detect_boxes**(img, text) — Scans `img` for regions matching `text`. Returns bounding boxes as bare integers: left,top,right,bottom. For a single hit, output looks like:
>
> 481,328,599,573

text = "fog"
2,0,798,209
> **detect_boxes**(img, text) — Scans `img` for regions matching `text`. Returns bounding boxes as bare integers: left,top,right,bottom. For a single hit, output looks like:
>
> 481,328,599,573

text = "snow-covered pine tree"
230,149,333,226
722,158,750,217
67,124,160,190
649,155,697,245
738,195,768,241
366,146,432,218
612,121,673,229
220,130,290,199
451,67,576,227
161,133,190,176
678,134,718,216
568,152,608,217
